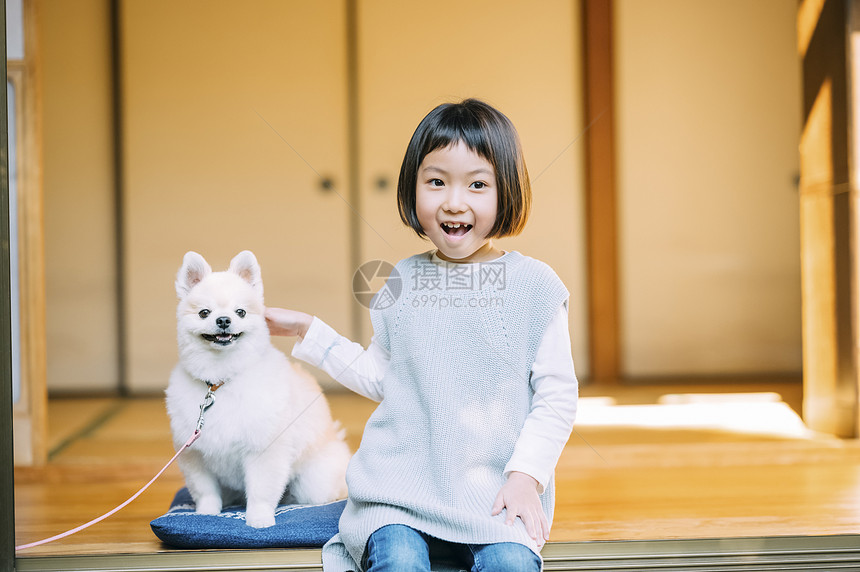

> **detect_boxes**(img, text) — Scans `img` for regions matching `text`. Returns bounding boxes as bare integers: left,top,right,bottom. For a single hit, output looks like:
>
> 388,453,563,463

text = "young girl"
266,99,577,572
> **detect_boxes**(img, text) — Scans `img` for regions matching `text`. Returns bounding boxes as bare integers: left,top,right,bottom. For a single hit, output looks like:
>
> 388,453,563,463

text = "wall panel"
616,0,802,376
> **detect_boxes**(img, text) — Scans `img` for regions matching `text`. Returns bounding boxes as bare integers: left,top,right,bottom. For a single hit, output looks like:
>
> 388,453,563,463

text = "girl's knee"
470,542,541,572
364,525,431,572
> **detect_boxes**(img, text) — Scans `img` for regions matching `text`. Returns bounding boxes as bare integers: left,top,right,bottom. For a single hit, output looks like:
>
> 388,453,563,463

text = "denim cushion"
151,488,345,549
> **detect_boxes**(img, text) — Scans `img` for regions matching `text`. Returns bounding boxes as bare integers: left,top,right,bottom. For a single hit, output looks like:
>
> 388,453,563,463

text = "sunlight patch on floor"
576,393,814,439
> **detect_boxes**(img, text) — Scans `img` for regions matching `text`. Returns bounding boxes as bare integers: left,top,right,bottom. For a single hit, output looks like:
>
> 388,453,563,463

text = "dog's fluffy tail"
332,420,347,442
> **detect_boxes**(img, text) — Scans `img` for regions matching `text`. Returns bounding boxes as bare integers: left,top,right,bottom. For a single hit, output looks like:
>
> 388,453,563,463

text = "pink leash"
16,384,220,552
15,430,200,552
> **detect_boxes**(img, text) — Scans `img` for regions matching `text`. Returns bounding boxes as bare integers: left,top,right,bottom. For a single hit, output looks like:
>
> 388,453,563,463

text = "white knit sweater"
292,251,577,571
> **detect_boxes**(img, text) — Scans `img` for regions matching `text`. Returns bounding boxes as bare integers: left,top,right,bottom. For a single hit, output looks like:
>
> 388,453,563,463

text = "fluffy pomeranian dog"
165,250,350,528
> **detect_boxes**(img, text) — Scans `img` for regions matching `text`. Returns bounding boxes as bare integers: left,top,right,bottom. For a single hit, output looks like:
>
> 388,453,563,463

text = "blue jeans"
361,524,542,572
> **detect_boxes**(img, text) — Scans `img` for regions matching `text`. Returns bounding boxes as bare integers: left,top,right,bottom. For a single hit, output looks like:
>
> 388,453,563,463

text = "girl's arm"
504,303,578,490
493,303,578,546
265,308,387,402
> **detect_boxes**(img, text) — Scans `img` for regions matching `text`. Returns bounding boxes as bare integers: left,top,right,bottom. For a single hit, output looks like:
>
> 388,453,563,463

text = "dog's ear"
176,251,212,298
229,250,263,296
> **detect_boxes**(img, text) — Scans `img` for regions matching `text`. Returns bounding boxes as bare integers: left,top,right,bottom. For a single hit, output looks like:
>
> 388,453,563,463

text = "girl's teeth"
442,222,472,237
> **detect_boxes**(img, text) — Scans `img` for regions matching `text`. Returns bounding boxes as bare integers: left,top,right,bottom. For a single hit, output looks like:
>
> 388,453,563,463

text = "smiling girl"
266,99,578,572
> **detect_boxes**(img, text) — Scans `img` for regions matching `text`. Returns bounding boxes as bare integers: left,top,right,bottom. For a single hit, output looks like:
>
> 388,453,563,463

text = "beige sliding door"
355,0,590,373
121,1,352,392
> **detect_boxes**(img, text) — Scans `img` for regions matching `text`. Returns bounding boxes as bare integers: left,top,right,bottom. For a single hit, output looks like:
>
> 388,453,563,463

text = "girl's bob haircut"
397,98,531,239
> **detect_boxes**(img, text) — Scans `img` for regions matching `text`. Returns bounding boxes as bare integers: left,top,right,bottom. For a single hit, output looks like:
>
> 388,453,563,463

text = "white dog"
165,250,350,528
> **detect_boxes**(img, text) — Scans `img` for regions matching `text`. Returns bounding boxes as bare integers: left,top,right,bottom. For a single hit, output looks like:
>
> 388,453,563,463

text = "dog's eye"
235,309,246,318
198,309,211,319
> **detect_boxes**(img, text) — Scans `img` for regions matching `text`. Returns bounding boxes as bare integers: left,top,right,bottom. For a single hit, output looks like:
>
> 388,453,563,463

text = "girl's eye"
235,309,246,318
198,309,211,319
429,178,444,187
471,181,486,190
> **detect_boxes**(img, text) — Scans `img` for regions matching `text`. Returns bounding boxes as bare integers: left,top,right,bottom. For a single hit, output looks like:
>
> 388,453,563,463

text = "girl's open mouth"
441,222,473,237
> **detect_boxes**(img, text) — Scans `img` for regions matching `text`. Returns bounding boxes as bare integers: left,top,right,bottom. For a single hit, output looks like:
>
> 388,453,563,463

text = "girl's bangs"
420,116,492,163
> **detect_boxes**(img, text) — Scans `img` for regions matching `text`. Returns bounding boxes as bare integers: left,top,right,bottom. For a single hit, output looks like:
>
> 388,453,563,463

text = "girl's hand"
264,307,313,339
491,471,549,547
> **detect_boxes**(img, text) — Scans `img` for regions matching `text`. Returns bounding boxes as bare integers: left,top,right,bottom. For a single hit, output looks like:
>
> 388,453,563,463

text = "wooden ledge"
15,535,860,572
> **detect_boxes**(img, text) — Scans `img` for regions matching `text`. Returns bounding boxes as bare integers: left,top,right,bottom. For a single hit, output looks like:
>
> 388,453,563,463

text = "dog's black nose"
216,316,231,329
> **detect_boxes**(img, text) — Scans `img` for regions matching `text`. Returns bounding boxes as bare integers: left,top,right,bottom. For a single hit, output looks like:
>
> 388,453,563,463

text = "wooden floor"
13,379,860,569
